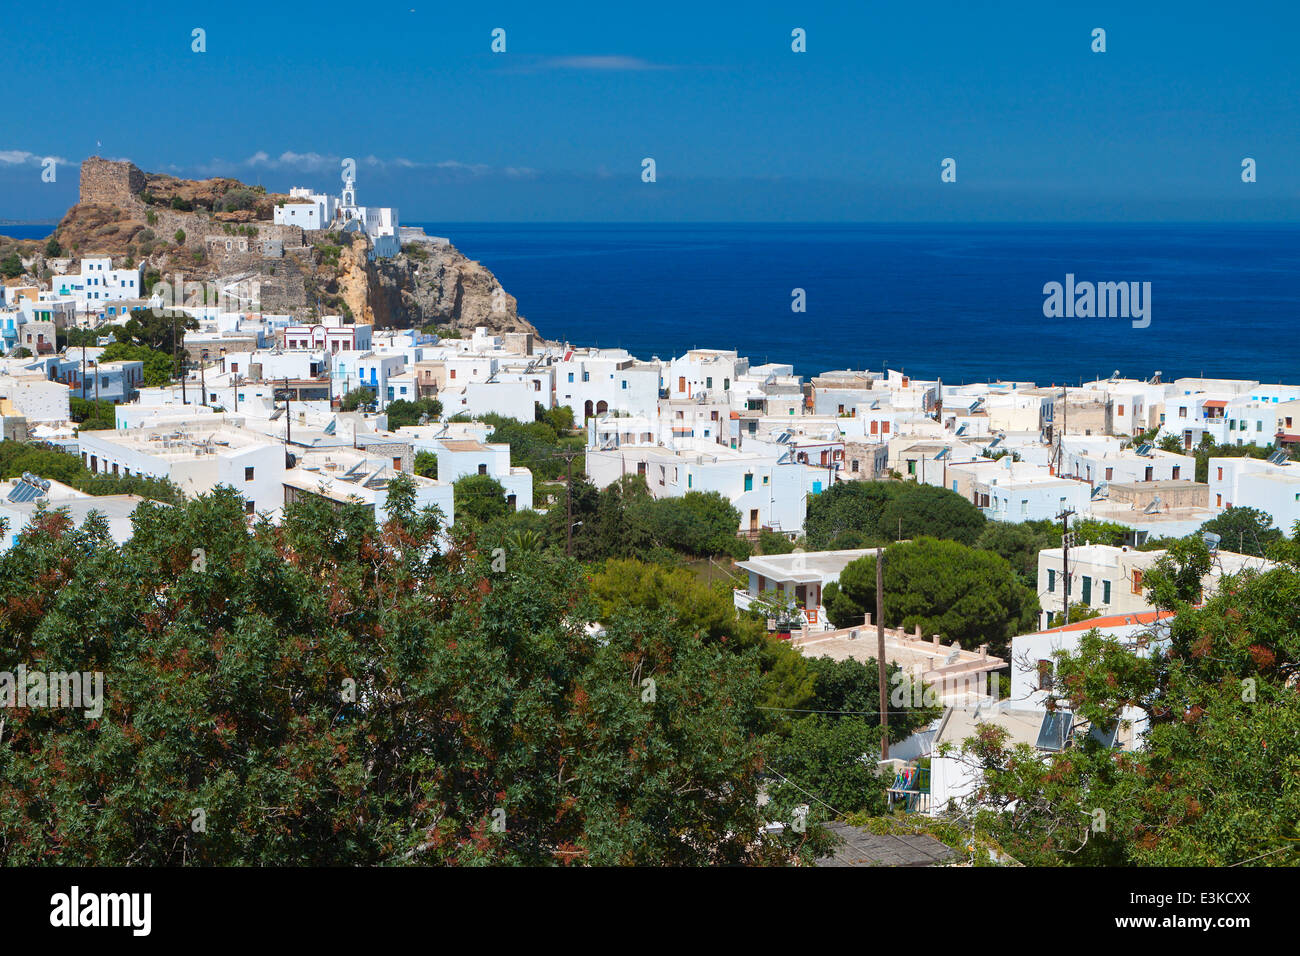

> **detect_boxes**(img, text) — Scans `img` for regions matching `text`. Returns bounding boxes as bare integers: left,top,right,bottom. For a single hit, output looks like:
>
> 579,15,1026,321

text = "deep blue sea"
414,223,1300,386
10,221,1298,385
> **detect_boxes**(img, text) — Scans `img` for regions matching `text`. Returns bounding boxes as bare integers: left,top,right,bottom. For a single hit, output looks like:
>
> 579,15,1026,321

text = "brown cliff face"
31,158,540,338
368,244,537,335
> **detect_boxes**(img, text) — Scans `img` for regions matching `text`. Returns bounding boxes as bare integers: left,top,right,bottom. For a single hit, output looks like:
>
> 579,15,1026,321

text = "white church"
273,171,401,259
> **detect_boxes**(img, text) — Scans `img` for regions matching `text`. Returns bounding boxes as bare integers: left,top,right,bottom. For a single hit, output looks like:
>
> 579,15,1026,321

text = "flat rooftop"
439,439,491,452
85,425,276,458
0,487,153,521
791,625,1004,678
935,705,1044,749
738,549,873,583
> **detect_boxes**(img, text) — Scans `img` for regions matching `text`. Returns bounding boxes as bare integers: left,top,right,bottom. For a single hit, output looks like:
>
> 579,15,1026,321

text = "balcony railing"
886,765,931,814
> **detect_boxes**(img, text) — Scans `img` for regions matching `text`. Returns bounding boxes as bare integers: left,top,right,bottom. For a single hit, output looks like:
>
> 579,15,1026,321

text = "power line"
758,707,935,717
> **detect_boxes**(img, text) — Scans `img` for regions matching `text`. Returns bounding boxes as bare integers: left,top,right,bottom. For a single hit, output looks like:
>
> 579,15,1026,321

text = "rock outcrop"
18,157,540,338
368,244,533,335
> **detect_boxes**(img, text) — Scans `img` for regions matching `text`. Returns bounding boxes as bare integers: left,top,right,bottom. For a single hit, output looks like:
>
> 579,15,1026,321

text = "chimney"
863,612,872,627
978,644,988,659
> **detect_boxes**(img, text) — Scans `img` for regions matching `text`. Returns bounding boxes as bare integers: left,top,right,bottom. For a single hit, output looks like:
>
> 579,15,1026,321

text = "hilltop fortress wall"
79,157,146,206
77,157,307,247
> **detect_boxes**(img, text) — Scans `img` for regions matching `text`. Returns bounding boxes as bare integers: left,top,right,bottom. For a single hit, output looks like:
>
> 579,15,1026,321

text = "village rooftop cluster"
2,244,1298,832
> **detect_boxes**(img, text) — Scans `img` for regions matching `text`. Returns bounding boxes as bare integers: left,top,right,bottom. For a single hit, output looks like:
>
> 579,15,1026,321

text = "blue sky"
3,1,1297,221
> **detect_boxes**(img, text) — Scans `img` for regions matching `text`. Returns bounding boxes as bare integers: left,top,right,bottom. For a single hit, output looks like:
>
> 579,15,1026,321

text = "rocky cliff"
9,158,539,338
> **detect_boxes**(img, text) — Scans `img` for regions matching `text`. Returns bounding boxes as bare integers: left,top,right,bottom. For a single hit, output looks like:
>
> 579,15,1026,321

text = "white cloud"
143,152,539,183
434,160,491,175
0,150,69,166
540,55,670,72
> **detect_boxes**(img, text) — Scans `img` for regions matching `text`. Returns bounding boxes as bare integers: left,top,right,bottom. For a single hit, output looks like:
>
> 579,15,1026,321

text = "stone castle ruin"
79,157,147,206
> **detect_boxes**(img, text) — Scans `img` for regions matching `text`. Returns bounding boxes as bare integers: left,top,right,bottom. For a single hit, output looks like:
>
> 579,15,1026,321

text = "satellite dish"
1203,532,1221,553
943,645,961,665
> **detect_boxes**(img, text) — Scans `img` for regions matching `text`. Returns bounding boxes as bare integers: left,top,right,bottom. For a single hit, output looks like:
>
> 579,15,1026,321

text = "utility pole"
1057,384,1067,475
563,448,577,556
1058,508,1075,626
80,346,86,400
876,546,889,760
284,376,291,447
171,307,178,401
199,349,208,406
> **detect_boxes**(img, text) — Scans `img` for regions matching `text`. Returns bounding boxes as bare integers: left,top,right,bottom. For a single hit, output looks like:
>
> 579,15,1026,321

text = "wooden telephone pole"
876,546,889,760
1057,508,1075,626
557,447,579,556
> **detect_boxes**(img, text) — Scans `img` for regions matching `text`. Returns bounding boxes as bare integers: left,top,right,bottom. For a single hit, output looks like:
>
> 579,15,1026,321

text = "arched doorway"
584,400,593,420
596,400,608,415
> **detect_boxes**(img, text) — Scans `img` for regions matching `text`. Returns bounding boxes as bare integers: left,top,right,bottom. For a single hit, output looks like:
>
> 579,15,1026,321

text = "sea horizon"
9,220,1298,387
415,221,1300,387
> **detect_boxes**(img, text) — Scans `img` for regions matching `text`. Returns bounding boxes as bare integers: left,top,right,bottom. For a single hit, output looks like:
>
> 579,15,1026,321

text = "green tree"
452,473,510,526
536,403,575,433
1198,506,1283,558
804,481,896,551
650,491,748,559
1157,434,1184,454
758,529,797,555
114,308,197,355
801,655,939,742
414,450,438,479
975,521,1053,587
587,558,815,715
340,387,374,412
69,397,117,430
98,341,174,387
880,482,986,546
0,488,787,865
483,414,583,482
764,717,889,819
805,480,985,549
384,398,443,429
961,539,1300,866
824,538,1038,656
44,237,62,257
0,252,23,278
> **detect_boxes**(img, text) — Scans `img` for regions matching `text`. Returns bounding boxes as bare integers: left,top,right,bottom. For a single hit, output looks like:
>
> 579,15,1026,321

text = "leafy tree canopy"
824,537,1038,657
0,487,791,865
959,538,1300,866
805,480,986,551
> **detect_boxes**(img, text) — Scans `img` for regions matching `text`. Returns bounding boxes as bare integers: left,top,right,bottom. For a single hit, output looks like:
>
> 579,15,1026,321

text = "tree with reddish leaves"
0,481,784,865
956,538,1300,866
